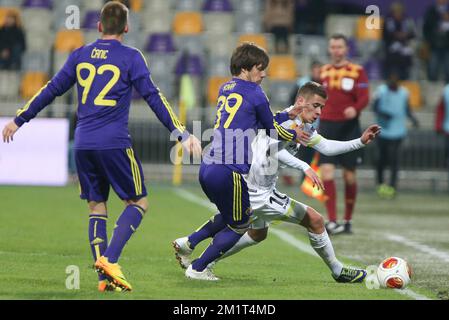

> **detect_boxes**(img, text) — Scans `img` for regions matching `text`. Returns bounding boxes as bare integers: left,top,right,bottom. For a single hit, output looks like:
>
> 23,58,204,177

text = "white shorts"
249,188,309,230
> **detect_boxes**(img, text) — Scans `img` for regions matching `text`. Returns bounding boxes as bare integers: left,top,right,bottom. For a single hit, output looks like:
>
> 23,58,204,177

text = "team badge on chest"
341,77,355,91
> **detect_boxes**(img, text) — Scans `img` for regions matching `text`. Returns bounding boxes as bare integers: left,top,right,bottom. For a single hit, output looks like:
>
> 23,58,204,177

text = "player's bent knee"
305,208,325,231
126,197,148,213
88,201,107,215
248,228,268,242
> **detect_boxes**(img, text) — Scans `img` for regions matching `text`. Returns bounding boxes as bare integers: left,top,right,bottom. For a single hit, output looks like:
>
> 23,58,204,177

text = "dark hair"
230,42,269,76
100,1,129,35
329,33,348,46
297,81,327,100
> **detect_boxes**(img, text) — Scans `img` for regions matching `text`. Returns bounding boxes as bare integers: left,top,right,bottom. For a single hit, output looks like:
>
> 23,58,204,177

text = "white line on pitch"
386,234,449,263
176,188,431,300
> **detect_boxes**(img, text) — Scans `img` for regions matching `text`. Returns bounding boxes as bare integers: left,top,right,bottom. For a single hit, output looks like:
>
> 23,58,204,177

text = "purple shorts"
75,148,147,202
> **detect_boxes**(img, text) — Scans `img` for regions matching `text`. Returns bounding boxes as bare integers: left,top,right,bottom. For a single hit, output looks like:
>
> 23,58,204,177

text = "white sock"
308,230,343,277
218,232,258,260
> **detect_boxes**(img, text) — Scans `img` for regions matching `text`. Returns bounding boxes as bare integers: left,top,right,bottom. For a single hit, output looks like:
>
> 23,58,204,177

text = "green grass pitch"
0,184,446,300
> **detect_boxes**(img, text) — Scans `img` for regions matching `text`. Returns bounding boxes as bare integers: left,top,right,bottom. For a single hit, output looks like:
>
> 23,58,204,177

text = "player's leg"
340,119,363,234
187,167,252,280
388,138,402,197
75,149,117,291
215,223,268,262
376,137,388,197
95,148,148,291
298,205,366,283
318,120,340,233
280,199,365,282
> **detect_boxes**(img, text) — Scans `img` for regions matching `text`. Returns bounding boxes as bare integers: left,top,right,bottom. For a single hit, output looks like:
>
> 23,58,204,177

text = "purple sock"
188,213,225,249
104,205,144,263
191,226,242,272
89,214,108,281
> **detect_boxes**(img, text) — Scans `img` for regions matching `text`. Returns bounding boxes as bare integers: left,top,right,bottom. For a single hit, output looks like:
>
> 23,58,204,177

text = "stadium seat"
144,0,170,12
22,0,52,9
26,32,52,52
202,0,233,12
325,14,357,38
0,7,20,26
128,11,142,32
20,72,49,100
53,51,70,73
207,76,230,105
174,35,205,56
173,12,203,35
268,55,297,81
22,51,51,73
399,81,422,110
203,13,234,34
237,33,268,51
145,33,176,53
268,81,296,109
0,71,20,99
142,11,172,33
129,0,143,12
175,0,201,11
82,10,101,30
84,30,100,45
204,32,235,57
356,16,383,41
54,30,84,53
235,13,262,34
363,59,382,81
82,0,104,11
146,54,177,78
175,52,204,76
207,55,229,77
21,8,52,32
297,35,328,58
237,0,261,13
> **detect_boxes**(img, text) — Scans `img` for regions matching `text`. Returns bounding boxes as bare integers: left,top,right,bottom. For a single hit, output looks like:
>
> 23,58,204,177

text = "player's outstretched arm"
2,121,19,143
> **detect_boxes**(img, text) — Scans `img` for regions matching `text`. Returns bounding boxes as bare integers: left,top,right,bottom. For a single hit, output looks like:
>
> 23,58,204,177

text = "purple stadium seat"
82,11,101,30
175,52,203,76
202,0,233,12
22,0,52,9
364,59,382,81
145,33,176,53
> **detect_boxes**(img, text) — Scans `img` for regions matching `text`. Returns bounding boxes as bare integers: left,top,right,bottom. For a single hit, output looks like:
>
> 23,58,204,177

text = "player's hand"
2,121,19,143
294,125,310,146
361,124,381,145
182,134,202,158
304,168,325,191
343,106,357,120
288,103,302,119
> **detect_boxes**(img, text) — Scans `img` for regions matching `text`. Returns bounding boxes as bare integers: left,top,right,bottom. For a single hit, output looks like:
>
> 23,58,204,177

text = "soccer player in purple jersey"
2,2,201,292
173,43,306,280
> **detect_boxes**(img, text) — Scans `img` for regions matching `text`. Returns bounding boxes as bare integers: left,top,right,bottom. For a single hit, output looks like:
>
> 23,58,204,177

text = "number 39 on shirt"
76,62,120,107
214,93,243,129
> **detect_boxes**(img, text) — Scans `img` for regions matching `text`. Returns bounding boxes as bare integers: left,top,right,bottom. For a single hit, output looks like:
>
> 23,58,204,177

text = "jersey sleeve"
14,48,80,127
353,67,370,113
311,134,364,156
130,50,190,141
276,148,311,171
253,90,297,141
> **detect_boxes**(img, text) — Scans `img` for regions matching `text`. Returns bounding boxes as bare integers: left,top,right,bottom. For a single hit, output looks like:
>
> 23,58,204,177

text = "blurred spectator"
0,10,26,70
263,0,295,54
294,0,326,35
382,2,416,80
435,83,449,188
373,73,419,199
423,0,449,82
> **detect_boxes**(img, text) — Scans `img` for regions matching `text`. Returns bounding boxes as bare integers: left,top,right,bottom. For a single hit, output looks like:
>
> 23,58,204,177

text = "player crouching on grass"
173,82,380,282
